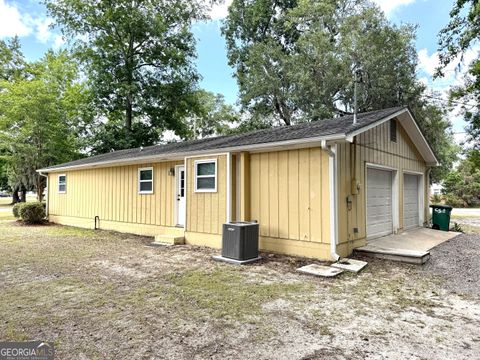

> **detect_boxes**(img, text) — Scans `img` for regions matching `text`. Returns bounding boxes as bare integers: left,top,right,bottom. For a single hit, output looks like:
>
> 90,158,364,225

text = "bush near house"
12,203,23,218
17,202,46,224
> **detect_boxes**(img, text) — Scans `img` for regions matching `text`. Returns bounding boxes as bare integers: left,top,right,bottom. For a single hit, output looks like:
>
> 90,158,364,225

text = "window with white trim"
138,167,153,194
58,174,66,193
195,160,217,192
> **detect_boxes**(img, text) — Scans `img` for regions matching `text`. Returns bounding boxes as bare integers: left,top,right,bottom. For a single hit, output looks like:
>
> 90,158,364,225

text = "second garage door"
403,174,420,229
367,168,393,239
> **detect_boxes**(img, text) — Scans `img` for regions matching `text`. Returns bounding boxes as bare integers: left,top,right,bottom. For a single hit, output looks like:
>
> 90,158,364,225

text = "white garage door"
404,174,420,229
367,168,393,238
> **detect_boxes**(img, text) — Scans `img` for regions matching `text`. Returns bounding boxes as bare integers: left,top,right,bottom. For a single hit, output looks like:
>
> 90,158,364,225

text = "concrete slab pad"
331,258,368,273
212,255,262,265
366,228,460,253
297,264,343,277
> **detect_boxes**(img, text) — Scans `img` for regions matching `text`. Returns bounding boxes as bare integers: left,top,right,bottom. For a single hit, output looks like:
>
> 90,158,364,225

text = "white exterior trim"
226,152,232,223
194,159,217,193
347,109,406,139
138,167,154,194
347,108,438,165
174,164,186,228
37,135,346,173
235,154,241,221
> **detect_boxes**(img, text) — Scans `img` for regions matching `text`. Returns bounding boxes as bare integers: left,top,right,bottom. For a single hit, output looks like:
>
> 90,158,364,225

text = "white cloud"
416,46,480,145
0,0,32,38
417,48,439,77
34,16,54,43
372,0,416,15
209,0,233,20
52,34,65,49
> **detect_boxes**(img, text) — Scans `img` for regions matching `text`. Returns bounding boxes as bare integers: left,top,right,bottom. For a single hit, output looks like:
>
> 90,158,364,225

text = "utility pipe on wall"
321,140,340,261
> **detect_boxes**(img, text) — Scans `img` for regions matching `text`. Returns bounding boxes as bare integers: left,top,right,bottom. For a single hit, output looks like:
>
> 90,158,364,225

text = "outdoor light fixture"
169,167,175,176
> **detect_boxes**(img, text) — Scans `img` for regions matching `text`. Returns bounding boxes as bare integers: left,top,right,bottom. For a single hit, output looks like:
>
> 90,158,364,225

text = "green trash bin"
430,205,452,231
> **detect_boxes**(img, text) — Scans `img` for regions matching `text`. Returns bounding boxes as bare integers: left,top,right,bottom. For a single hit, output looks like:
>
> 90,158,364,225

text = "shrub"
444,194,465,208
18,202,46,224
430,194,442,204
12,203,24,218
451,222,464,233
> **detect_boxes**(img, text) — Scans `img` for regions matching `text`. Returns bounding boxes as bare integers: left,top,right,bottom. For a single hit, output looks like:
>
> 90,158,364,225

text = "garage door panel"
404,174,419,229
367,168,393,238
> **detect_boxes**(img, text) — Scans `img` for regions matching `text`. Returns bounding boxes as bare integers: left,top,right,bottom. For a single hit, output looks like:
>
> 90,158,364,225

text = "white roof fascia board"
346,108,438,166
37,133,346,173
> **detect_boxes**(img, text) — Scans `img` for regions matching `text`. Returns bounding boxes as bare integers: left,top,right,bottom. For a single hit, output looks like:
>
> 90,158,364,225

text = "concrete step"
152,234,185,246
354,247,431,265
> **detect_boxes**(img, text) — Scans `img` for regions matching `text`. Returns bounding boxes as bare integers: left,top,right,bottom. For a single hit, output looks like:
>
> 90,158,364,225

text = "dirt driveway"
0,221,479,359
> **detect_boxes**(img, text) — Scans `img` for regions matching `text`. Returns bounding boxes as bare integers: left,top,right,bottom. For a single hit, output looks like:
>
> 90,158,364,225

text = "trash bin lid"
429,204,452,210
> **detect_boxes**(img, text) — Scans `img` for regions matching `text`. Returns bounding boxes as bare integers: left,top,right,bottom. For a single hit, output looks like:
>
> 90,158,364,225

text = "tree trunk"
126,93,133,131
11,185,20,204
36,176,44,203
20,185,26,202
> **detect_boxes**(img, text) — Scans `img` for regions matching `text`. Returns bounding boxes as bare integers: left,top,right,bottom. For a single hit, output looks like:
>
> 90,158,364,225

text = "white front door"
367,168,393,239
176,166,186,226
404,174,420,229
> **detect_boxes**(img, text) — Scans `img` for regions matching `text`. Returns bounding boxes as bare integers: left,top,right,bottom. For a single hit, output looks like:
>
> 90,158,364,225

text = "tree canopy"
0,50,91,201
222,0,421,125
44,0,214,150
438,0,480,149
223,0,457,182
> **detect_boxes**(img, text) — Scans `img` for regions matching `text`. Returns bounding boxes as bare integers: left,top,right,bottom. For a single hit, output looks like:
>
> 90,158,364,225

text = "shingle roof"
40,106,406,171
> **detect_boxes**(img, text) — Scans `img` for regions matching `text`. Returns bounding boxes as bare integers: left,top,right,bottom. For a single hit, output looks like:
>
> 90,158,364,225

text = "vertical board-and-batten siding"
336,119,427,254
49,161,181,228
249,148,330,245
186,155,227,235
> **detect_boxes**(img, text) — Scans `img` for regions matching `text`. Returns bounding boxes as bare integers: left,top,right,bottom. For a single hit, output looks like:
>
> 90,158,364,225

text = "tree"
187,90,239,139
437,0,480,149
223,0,457,182
222,0,421,125
410,103,459,183
0,36,25,82
0,50,89,202
442,156,480,207
44,0,214,150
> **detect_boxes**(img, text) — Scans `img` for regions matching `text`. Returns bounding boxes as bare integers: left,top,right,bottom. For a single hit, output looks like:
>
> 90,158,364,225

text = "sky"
0,0,474,142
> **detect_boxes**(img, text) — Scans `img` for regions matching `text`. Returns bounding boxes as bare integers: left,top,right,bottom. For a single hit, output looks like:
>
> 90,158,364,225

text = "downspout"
226,152,232,223
426,167,432,226
321,140,340,261
38,171,49,219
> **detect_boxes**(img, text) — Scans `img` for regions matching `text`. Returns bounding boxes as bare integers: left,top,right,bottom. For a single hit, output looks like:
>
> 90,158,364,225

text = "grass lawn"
0,221,479,359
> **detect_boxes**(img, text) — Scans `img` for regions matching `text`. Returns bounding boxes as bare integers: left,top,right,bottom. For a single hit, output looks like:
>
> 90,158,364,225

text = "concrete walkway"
364,228,460,252
355,228,461,264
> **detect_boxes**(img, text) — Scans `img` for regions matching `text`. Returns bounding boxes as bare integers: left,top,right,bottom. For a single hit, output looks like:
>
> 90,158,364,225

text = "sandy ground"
0,221,479,359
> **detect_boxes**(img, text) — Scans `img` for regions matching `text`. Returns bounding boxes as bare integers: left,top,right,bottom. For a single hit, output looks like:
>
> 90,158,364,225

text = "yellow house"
37,107,438,261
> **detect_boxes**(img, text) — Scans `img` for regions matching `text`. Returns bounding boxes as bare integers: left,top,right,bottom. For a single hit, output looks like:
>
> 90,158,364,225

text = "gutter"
38,171,49,218
321,140,340,261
